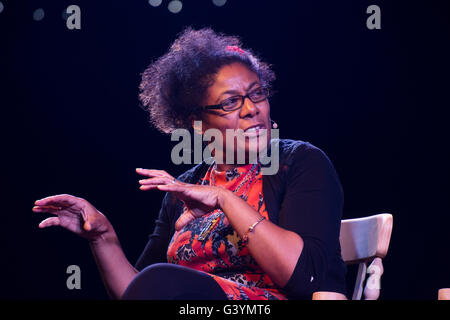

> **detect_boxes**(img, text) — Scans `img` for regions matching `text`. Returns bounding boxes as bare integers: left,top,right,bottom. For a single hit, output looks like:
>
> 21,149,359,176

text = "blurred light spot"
33,8,45,21
0,2,4,14
149,0,162,7
168,0,182,14
212,0,227,7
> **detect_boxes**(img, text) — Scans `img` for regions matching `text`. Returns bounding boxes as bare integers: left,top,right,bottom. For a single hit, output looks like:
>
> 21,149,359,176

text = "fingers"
155,184,185,192
136,168,172,179
32,205,63,214
38,217,61,229
34,194,82,209
139,176,173,186
38,214,90,231
140,183,180,191
139,176,183,191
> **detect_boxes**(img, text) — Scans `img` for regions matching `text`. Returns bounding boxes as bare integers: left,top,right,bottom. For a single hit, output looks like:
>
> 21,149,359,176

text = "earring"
271,119,278,129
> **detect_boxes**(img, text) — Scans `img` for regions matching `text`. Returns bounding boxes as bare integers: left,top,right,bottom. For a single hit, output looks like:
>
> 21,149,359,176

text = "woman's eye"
250,88,265,98
222,96,241,107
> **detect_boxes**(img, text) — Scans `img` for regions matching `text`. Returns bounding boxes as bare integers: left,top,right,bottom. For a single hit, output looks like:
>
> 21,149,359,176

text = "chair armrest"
312,291,348,300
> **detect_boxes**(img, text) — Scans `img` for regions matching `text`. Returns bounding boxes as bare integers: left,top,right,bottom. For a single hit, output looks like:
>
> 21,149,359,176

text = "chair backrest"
339,213,393,300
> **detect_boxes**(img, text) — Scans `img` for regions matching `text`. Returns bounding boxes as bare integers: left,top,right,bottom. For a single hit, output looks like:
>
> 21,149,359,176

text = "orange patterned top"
167,162,287,300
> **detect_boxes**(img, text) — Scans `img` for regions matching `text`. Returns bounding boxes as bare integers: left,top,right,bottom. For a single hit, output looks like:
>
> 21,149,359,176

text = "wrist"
89,230,119,248
217,187,234,209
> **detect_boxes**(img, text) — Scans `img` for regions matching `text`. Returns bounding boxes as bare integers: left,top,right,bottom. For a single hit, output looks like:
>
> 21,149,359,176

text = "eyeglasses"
203,87,270,112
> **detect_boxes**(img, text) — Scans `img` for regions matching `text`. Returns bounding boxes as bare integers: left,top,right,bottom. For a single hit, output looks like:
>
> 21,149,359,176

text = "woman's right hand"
33,194,114,242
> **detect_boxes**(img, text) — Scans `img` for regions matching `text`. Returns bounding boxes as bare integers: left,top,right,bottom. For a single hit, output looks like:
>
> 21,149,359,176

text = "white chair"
313,213,393,300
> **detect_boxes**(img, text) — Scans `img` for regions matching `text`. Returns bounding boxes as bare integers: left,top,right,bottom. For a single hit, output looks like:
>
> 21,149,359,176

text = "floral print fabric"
167,163,287,300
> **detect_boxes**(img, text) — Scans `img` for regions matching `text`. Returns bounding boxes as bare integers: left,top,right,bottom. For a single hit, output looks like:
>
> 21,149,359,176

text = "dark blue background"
1,0,449,299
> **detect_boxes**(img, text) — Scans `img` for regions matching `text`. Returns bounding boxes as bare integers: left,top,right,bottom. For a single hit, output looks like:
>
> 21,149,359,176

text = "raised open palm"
137,168,222,230
33,194,113,241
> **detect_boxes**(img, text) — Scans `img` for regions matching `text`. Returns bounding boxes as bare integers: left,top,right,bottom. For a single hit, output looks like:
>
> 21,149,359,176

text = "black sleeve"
134,192,174,271
279,143,346,299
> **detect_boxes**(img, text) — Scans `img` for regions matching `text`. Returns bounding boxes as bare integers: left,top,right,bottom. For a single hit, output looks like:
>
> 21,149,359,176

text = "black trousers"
121,263,228,300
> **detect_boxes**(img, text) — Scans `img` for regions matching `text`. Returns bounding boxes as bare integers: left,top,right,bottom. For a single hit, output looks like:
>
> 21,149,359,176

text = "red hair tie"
226,45,246,55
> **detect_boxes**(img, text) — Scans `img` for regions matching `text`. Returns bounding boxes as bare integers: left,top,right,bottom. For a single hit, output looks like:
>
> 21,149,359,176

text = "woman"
32,28,347,300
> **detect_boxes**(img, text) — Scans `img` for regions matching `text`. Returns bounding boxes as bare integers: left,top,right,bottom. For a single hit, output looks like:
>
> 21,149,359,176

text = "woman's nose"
240,97,258,118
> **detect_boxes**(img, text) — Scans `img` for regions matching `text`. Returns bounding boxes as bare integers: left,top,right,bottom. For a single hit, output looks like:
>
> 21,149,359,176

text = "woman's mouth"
243,125,266,137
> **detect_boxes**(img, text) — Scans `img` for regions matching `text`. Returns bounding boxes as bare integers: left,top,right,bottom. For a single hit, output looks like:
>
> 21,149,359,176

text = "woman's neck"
214,162,238,173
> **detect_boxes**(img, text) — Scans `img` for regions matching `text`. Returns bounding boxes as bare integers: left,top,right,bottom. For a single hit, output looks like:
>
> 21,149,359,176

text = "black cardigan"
135,139,347,299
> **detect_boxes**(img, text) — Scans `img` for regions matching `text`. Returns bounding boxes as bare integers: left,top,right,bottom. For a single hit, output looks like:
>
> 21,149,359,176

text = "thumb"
175,211,196,231
83,220,92,231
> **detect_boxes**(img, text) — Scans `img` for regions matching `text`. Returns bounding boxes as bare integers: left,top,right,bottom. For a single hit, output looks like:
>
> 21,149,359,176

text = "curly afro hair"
139,27,276,134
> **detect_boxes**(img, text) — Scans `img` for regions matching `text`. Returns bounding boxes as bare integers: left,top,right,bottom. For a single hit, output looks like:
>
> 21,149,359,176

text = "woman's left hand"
136,168,223,230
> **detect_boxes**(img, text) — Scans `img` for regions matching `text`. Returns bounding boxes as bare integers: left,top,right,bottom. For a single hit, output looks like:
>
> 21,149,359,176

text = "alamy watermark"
66,264,81,290
366,5,381,30
170,121,280,175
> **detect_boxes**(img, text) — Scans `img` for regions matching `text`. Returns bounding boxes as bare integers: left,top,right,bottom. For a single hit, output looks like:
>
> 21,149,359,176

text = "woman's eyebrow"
215,81,261,103
246,81,260,91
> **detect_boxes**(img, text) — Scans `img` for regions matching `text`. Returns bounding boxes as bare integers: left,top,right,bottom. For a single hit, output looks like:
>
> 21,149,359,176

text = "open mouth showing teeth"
244,125,264,132
243,125,266,137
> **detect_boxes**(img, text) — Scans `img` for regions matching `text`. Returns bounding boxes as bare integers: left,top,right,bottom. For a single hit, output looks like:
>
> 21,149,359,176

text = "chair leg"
352,262,367,300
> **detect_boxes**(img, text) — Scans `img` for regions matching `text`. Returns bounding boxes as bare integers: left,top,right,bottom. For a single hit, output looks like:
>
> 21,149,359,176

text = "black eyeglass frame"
202,86,271,112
